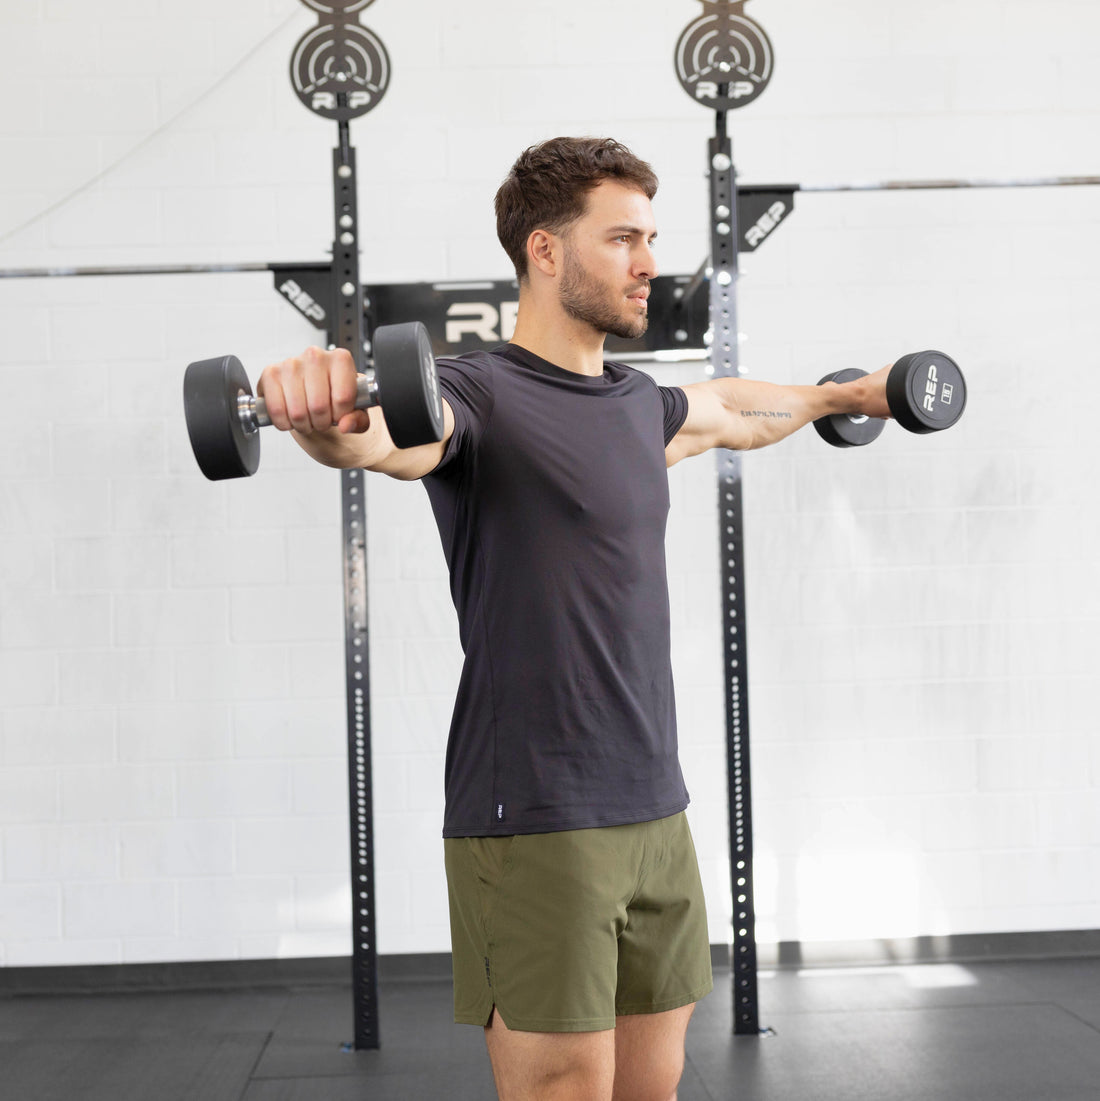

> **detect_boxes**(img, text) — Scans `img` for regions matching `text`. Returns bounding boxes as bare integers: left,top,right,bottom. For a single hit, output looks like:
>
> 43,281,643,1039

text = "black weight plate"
300,0,376,15
674,9,774,111
183,355,260,481
887,350,967,434
290,22,390,121
372,322,445,450
812,368,887,448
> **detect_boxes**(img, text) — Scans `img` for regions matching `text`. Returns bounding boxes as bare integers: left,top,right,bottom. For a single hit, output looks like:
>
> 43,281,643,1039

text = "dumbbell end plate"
372,322,445,450
813,368,887,448
887,350,967,434
183,355,260,480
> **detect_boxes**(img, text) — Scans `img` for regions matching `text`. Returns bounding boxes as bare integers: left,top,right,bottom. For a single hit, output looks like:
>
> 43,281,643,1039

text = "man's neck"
508,295,606,377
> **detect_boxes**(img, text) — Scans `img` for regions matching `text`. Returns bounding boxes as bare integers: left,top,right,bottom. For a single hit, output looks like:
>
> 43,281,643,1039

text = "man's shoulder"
603,358,654,383
437,346,510,374
603,359,677,402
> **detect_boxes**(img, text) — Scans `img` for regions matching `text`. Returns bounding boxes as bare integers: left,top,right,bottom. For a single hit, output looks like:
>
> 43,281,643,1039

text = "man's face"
556,180,659,341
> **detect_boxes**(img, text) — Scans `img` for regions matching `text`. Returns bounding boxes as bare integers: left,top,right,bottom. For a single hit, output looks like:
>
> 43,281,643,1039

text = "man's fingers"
256,359,296,431
338,409,371,435
303,352,335,432
259,347,360,434
326,347,360,423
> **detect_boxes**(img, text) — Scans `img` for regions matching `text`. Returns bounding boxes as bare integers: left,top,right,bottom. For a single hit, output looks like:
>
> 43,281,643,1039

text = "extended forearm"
295,402,452,481
670,366,890,465
257,345,442,477
715,376,865,450
290,420,388,470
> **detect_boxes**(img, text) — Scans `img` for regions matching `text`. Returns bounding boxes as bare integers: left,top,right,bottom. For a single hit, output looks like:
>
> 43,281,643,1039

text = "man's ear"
526,229,560,278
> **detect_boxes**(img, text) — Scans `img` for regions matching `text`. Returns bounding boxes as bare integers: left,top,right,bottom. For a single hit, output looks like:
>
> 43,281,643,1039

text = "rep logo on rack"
675,0,774,111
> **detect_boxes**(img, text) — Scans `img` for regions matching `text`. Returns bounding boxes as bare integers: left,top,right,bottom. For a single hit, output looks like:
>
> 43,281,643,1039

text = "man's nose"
634,242,659,279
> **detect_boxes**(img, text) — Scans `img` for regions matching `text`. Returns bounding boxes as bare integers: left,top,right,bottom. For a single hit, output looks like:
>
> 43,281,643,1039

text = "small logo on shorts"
484,956,492,987
496,803,504,821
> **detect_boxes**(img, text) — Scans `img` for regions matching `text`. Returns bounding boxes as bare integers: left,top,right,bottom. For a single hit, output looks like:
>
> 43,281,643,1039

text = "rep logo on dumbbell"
813,350,967,447
183,321,444,480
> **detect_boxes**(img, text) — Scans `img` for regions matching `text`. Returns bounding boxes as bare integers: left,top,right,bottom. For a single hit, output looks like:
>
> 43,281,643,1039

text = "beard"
559,247,649,341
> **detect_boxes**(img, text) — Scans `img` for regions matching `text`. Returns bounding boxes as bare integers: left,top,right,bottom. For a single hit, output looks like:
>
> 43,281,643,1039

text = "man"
258,137,893,1101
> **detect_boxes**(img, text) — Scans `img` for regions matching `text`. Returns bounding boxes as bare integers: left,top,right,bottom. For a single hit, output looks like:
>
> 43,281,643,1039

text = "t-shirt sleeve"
434,355,496,474
659,385,689,446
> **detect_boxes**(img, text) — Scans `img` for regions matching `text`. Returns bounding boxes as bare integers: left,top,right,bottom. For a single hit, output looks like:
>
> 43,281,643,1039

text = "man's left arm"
665,363,893,466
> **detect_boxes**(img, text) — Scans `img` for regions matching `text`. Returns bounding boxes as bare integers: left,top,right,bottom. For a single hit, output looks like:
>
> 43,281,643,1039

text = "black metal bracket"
736,186,796,252
271,262,334,330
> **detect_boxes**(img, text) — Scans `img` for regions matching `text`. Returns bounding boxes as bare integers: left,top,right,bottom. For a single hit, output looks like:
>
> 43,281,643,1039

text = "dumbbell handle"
243,373,379,432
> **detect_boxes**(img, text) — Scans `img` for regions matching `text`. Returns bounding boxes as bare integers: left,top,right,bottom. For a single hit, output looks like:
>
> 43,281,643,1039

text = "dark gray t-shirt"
423,343,690,837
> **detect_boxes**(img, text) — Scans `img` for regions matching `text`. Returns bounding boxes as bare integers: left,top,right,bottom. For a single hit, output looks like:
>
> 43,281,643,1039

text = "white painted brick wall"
1,0,1098,967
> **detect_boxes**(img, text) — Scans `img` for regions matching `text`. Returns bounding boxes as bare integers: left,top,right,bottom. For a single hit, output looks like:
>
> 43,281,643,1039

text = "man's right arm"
257,345,454,481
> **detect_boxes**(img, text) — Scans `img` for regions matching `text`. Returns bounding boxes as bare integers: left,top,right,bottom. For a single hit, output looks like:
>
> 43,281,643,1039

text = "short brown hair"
495,137,659,281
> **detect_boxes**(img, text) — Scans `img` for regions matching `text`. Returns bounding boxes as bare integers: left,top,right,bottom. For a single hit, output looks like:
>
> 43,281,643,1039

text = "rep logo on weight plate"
675,0,774,111
290,0,391,121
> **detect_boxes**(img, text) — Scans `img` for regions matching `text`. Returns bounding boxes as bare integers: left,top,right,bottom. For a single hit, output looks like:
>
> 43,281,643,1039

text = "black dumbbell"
183,321,444,480
813,350,967,448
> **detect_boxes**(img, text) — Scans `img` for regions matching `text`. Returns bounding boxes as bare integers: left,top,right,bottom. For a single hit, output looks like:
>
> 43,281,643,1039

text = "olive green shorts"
444,811,713,1033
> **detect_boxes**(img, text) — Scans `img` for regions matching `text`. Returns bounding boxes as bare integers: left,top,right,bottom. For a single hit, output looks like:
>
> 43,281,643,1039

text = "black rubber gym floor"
2,957,1099,1100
